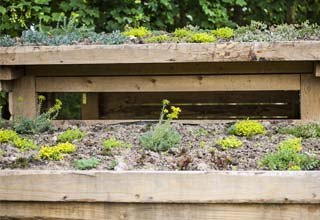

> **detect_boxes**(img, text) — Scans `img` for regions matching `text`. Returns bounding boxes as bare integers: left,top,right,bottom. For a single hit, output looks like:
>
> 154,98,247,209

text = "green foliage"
102,137,131,153
38,142,76,160
145,34,169,43
0,149,4,157
259,138,319,170
140,99,181,152
14,96,62,134
187,33,216,43
58,128,85,143
109,160,118,170
212,27,233,39
88,31,128,45
192,128,209,137
173,28,194,38
277,122,320,138
0,35,15,47
73,157,100,170
122,27,151,38
228,119,265,137
216,136,243,150
0,129,37,151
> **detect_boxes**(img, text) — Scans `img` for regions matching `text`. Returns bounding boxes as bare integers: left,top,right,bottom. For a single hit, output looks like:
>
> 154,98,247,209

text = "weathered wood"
35,74,301,92
1,202,319,220
315,62,320,77
11,74,37,119
0,80,12,92
301,74,320,120
0,66,23,80
81,93,99,120
1,42,320,65
26,62,314,76
0,171,319,203
99,91,299,120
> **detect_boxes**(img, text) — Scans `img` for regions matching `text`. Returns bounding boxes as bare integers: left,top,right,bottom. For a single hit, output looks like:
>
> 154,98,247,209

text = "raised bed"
0,42,320,120
0,170,320,220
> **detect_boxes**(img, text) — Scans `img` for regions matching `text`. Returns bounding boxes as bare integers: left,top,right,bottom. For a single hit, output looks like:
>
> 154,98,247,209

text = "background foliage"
1,0,319,36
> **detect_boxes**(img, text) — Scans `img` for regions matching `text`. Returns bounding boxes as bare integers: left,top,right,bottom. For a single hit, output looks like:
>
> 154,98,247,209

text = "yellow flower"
163,109,169,113
38,95,46,101
162,99,170,105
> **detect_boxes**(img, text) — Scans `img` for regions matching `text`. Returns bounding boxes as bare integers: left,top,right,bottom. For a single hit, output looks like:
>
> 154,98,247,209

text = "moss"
212,27,233,39
187,33,216,43
216,136,243,150
57,128,86,142
122,27,151,38
228,119,265,136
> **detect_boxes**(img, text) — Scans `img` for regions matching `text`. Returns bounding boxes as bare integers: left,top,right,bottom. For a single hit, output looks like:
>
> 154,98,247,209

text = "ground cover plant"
58,128,86,143
1,21,320,47
73,157,100,170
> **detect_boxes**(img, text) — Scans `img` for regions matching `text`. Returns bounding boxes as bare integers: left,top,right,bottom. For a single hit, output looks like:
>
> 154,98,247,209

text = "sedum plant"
277,122,320,138
0,129,37,151
259,138,319,170
140,99,181,152
14,96,62,134
216,136,243,150
187,33,216,43
38,142,76,160
212,27,233,39
102,136,131,154
73,157,100,170
228,119,265,137
58,128,86,143
122,27,151,38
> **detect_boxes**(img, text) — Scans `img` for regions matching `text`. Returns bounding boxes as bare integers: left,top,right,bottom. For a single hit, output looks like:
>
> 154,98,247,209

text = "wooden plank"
301,74,320,120
0,80,12,92
26,62,314,76
11,74,37,119
0,66,23,80
315,62,320,77
35,74,301,92
1,202,319,220
0,171,319,203
1,42,320,65
81,93,99,120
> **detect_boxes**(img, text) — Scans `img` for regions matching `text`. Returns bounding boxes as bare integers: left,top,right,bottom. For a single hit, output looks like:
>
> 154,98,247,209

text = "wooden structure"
0,170,319,220
1,41,320,120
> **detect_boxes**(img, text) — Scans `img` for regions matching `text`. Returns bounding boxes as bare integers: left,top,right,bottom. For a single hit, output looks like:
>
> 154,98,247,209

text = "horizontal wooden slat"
0,171,319,203
1,42,320,65
36,74,301,92
1,202,319,220
27,62,314,76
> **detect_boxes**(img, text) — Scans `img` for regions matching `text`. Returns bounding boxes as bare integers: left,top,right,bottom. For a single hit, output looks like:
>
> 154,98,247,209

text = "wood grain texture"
315,62,320,77
26,62,314,76
301,74,320,120
1,202,319,220
0,171,319,203
35,74,301,92
1,42,320,65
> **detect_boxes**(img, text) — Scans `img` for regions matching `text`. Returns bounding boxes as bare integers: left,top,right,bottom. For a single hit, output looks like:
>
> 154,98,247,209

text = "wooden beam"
315,62,320,77
1,202,319,220
11,74,37,119
0,80,12,92
0,171,319,203
35,74,301,92
1,42,320,65
26,62,314,76
81,93,99,120
301,74,320,120
0,66,23,80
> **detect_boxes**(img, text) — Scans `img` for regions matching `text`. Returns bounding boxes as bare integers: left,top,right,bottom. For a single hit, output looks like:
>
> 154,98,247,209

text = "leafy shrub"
14,96,62,134
212,27,233,39
277,123,320,138
228,119,265,136
188,33,216,43
259,138,319,170
58,128,86,143
216,136,243,150
122,27,151,38
140,99,181,152
73,157,100,170
38,142,76,161
145,34,169,43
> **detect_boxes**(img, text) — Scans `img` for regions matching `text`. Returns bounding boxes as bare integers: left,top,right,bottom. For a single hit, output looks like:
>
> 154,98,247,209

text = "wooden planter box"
0,41,320,120
0,171,319,220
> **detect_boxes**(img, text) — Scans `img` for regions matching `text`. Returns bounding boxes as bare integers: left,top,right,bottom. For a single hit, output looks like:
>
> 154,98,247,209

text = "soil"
1,121,320,171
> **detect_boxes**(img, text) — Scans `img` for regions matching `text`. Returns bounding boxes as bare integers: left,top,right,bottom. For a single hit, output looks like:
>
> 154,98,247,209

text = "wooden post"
81,93,99,120
301,74,320,120
11,74,37,119
315,62,320,77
